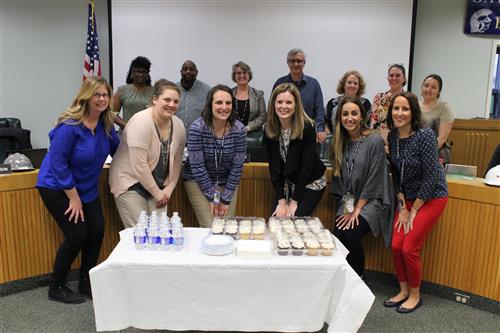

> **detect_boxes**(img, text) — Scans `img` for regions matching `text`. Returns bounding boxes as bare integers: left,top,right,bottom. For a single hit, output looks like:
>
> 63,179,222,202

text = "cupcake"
239,219,252,228
226,219,238,227
294,218,306,226
291,238,305,256
211,224,224,235
321,241,335,256
306,239,320,256
276,239,290,256
239,225,251,240
295,224,309,234
252,223,266,240
225,224,238,238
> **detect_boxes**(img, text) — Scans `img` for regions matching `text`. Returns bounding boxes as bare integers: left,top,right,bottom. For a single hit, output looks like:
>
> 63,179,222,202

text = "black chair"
0,118,32,161
0,118,22,129
246,129,267,162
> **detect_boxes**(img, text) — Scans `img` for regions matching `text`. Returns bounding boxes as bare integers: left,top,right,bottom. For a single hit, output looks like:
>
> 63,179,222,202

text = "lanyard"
345,139,361,194
212,124,227,187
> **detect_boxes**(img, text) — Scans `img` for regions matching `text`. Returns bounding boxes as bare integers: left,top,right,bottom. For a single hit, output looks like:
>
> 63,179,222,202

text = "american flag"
83,0,101,80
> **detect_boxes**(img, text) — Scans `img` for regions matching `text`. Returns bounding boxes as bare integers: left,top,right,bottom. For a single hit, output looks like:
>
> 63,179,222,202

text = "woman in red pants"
384,92,448,313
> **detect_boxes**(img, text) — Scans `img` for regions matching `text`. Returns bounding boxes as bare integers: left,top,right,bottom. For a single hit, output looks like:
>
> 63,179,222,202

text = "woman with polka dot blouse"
384,92,448,314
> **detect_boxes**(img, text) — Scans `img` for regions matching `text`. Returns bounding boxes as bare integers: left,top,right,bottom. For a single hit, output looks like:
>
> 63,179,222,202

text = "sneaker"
48,285,85,304
79,278,92,299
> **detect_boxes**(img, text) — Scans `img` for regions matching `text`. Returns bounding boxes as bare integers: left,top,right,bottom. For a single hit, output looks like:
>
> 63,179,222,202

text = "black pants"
271,187,325,217
38,188,104,286
333,214,371,277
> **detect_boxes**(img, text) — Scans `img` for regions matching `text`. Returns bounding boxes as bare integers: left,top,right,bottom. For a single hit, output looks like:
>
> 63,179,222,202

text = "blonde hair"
329,96,371,176
265,83,313,141
56,77,115,137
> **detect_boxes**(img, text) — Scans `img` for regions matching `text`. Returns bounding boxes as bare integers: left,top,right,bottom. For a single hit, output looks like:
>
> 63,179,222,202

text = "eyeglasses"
93,93,109,99
287,59,305,65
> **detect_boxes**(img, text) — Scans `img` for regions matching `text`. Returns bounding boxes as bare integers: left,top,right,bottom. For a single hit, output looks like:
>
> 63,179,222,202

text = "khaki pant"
115,191,168,228
184,181,239,228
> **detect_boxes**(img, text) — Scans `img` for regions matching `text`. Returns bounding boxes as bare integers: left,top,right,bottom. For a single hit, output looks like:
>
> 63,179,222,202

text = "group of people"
35,49,452,315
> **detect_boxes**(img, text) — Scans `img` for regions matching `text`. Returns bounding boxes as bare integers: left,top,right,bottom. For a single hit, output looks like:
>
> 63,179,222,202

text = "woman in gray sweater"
329,96,393,277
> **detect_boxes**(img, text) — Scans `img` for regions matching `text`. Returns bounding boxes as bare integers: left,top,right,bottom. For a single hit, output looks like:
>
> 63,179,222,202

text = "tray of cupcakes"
270,217,336,256
210,217,267,240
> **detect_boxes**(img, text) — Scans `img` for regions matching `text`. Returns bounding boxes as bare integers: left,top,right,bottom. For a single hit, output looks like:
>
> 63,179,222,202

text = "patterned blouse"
388,127,448,201
370,89,403,144
279,128,326,200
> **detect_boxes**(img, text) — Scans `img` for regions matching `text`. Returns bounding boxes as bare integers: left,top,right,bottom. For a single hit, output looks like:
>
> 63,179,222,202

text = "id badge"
213,190,221,204
343,194,355,214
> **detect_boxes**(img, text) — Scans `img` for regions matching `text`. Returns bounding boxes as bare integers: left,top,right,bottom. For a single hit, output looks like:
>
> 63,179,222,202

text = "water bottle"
172,225,184,251
133,227,146,250
149,211,159,229
159,229,172,251
136,210,148,229
146,227,160,250
160,212,170,230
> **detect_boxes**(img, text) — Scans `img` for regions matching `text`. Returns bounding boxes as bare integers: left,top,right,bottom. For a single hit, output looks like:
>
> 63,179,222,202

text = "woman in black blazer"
264,83,326,217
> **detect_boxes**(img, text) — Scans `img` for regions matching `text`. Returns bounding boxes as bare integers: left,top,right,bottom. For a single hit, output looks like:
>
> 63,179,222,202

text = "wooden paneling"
1,164,499,301
448,119,500,177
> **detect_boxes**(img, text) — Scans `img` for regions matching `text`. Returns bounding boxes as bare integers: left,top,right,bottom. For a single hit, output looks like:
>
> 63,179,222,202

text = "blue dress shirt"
273,73,325,132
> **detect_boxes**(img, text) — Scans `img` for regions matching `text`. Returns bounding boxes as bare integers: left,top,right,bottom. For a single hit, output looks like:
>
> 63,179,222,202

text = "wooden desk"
1,164,498,302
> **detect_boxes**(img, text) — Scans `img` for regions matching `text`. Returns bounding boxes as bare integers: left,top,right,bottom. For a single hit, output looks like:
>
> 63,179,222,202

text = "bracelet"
411,206,419,212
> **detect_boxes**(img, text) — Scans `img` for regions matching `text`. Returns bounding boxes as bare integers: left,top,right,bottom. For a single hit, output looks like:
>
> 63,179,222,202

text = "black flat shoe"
79,277,92,299
383,296,409,308
48,285,85,304
397,298,423,313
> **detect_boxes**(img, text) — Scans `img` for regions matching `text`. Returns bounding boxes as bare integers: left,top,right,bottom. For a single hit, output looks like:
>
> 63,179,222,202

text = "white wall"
411,0,496,119
111,0,413,108
0,0,109,148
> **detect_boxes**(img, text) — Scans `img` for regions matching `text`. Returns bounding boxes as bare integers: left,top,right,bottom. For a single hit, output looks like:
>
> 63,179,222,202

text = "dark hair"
388,64,407,87
386,91,422,132
125,56,152,85
422,74,443,98
329,96,371,176
201,85,237,127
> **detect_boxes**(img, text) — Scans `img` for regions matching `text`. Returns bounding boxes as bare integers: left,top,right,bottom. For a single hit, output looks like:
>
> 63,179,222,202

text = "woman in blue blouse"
384,92,448,313
36,77,120,304
183,85,247,228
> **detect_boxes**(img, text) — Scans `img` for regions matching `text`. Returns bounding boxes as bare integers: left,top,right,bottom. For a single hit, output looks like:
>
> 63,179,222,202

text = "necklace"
235,98,249,125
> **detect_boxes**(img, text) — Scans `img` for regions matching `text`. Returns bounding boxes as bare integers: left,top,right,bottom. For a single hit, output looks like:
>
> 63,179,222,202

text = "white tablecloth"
90,228,374,332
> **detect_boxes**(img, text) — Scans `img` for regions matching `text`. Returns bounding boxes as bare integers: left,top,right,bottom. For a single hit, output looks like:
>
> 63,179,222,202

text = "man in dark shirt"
272,49,326,143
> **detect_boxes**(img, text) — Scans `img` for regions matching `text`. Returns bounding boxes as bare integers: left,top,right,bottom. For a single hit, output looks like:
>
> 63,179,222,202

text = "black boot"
79,276,92,299
48,279,85,304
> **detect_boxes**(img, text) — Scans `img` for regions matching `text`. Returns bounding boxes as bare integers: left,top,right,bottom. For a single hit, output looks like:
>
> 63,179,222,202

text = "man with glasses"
272,49,326,143
176,60,211,135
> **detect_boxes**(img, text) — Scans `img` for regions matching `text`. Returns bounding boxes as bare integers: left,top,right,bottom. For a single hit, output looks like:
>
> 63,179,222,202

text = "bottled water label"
134,235,146,244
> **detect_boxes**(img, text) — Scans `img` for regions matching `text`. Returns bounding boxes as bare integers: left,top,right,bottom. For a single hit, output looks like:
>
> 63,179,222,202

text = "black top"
264,122,326,203
235,98,250,126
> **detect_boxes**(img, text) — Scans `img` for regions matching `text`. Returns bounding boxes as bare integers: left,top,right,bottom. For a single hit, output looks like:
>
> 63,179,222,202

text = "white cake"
236,240,272,259
201,235,234,256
